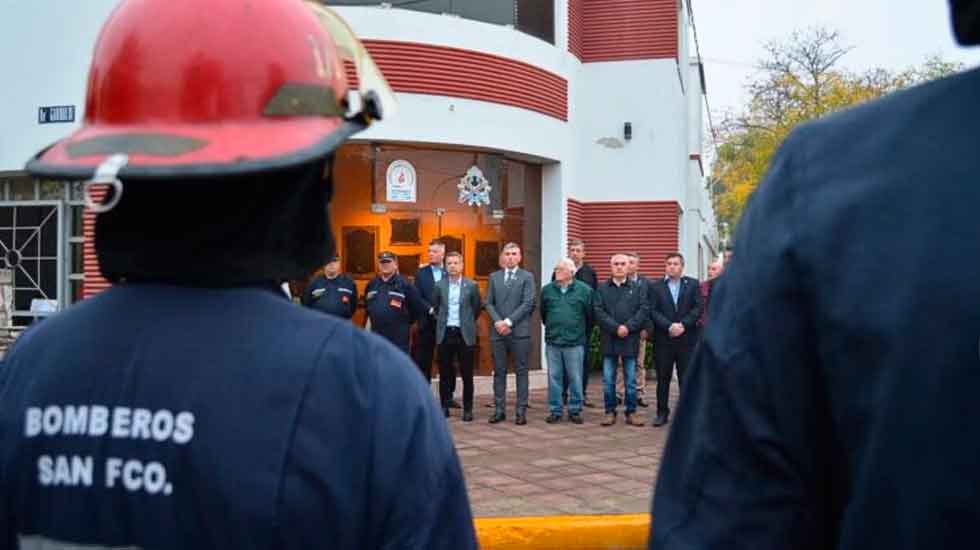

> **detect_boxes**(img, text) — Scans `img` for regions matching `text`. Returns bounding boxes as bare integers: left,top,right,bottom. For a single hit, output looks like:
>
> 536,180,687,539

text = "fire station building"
0,0,716,373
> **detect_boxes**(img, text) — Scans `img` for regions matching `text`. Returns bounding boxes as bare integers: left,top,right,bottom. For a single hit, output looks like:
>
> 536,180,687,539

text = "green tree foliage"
712,28,963,239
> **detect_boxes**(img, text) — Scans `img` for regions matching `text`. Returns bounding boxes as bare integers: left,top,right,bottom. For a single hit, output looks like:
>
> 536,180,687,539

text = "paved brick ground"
447,373,679,517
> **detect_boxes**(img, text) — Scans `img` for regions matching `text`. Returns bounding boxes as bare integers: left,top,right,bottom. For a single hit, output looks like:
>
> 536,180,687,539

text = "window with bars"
0,175,84,324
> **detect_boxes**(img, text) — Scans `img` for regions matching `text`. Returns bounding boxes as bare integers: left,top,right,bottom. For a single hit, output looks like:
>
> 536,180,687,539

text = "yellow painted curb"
475,514,650,550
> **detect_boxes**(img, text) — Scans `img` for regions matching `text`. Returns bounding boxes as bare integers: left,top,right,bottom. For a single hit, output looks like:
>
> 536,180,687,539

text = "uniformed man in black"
651,2,980,548
364,251,426,354
301,254,357,320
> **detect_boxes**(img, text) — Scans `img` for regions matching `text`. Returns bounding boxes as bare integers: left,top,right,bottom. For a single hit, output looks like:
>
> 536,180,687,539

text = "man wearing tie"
484,242,537,425
649,253,703,427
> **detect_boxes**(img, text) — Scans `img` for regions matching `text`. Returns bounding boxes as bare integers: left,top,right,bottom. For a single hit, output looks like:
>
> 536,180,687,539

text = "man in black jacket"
301,254,357,320
651,3,980,547
364,251,427,355
594,253,648,427
649,253,702,427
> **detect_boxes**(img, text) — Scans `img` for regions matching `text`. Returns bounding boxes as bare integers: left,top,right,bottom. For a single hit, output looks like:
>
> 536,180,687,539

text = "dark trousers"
492,337,530,415
655,337,692,416
438,328,474,411
562,322,593,400
414,321,446,386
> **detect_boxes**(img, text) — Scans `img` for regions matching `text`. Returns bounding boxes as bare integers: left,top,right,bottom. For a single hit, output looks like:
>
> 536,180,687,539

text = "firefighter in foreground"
0,1,476,548
651,1,980,548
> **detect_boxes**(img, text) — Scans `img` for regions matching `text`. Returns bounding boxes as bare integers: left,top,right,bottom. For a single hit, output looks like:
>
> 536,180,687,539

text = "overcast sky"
692,0,979,119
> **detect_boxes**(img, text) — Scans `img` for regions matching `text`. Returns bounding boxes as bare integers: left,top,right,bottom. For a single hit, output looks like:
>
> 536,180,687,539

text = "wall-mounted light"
624,122,632,141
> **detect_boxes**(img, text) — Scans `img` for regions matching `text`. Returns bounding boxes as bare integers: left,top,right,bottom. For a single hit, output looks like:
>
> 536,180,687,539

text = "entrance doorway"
294,143,543,376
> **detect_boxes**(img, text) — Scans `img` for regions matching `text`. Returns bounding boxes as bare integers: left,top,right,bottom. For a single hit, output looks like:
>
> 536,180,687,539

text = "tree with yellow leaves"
711,28,963,240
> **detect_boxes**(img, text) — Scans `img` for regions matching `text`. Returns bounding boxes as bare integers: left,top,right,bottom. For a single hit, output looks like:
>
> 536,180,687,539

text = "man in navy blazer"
648,253,702,427
651,3,980,548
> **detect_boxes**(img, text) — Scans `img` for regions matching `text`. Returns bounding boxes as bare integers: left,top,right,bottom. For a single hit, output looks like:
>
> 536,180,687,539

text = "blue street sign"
38,105,76,124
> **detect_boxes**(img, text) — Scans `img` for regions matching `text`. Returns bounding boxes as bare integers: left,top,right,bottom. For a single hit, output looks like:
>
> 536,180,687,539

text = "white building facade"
0,0,716,373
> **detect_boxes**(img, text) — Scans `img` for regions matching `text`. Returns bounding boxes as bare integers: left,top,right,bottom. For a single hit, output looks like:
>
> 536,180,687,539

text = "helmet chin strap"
84,154,128,214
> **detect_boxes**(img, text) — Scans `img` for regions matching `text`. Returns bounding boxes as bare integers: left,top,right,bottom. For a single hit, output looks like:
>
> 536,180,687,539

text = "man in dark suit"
651,4,980,547
621,252,652,408
414,241,455,401
484,242,537,425
649,253,702,427
431,251,481,421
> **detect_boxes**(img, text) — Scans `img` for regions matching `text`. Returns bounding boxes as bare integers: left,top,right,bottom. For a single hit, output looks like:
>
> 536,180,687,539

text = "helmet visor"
304,1,399,121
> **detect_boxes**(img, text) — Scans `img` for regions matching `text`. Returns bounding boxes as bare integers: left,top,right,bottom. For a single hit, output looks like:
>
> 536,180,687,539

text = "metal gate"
0,201,63,325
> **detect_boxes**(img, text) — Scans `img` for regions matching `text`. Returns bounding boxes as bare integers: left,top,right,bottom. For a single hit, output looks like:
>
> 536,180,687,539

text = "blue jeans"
603,355,637,414
547,344,585,415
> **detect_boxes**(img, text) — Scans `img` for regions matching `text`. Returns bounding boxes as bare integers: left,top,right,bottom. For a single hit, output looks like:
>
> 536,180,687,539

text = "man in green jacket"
540,258,594,424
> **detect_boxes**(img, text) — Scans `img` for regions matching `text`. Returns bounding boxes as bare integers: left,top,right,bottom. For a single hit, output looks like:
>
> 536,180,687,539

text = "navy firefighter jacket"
651,67,980,549
363,274,425,352
301,273,357,319
0,283,476,550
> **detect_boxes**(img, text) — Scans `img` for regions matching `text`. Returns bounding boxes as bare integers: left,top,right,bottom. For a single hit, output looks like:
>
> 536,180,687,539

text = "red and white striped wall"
567,198,680,281
81,189,110,298
568,0,679,62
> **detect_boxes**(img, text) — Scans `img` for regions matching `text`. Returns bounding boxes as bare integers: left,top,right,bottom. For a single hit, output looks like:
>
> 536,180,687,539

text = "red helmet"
27,0,394,180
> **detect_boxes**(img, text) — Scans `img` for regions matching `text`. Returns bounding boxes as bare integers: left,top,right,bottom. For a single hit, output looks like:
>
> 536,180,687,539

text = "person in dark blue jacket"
651,3,980,548
364,251,427,355
413,240,447,387
0,2,476,549
301,254,357,320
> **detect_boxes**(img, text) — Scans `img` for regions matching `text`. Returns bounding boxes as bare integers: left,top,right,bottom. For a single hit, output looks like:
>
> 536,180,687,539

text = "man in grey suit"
484,242,537,425
431,251,482,421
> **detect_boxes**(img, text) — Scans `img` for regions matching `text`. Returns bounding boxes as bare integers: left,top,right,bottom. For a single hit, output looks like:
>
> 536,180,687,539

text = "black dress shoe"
462,410,474,422
545,414,561,424
637,397,649,408
515,414,527,425
569,413,584,425
488,413,506,424
653,414,669,427
448,399,462,409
